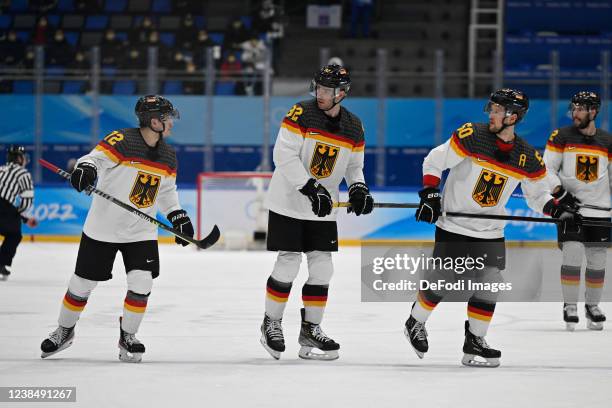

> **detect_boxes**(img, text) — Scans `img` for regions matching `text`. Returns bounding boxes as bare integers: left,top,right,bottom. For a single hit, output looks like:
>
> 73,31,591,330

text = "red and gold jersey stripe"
95,142,177,177
450,134,546,180
280,118,365,151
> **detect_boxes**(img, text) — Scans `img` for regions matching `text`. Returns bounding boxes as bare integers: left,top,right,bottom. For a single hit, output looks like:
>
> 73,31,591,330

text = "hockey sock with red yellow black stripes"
467,299,496,337
302,284,328,324
265,276,292,320
121,290,149,334
561,265,581,304
58,290,89,328
585,268,605,305
411,289,443,323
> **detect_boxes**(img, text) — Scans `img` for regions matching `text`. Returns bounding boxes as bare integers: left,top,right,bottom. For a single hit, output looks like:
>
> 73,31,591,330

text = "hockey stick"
39,159,220,249
511,193,612,213
334,202,612,227
334,202,419,209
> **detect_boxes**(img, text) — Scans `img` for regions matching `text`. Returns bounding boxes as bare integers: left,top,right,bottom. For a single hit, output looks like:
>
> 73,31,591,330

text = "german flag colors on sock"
467,300,496,322
417,289,442,311
561,265,581,286
124,290,149,314
586,268,605,289
62,290,88,312
266,276,292,303
302,284,328,308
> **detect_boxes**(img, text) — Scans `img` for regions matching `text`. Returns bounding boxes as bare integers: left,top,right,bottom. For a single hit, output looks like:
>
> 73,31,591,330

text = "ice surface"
0,243,610,408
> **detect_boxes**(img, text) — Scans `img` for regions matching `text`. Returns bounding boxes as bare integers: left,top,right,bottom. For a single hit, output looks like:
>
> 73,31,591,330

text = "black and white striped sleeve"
17,172,34,213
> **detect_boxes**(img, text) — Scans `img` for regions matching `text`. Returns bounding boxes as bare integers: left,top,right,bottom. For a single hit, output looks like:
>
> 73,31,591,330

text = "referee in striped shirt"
0,145,37,280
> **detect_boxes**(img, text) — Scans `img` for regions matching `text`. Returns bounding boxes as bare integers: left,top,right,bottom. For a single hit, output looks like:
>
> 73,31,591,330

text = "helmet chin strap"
319,89,345,112
148,119,165,144
497,112,516,134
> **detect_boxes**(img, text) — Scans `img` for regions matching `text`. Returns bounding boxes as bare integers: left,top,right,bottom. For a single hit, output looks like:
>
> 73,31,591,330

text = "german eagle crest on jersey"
130,171,161,208
310,142,339,179
472,169,508,207
576,154,598,183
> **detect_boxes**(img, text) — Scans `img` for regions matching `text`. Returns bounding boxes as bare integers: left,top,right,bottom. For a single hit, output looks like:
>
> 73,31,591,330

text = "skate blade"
587,319,604,331
260,335,281,360
298,346,339,361
403,327,425,359
41,339,73,359
118,346,143,363
461,354,500,368
565,322,577,331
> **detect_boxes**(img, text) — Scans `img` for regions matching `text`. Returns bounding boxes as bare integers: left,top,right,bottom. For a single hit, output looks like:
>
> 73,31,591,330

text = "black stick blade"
198,225,220,249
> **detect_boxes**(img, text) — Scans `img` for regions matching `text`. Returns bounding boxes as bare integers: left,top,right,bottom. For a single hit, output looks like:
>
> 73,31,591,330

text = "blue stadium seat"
10,0,27,12
63,80,86,94
163,81,183,95
101,66,118,76
46,66,66,76
64,31,80,46
15,31,31,43
105,0,127,12
0,15,12,30
57,0,75,12
159,32,175,47
215,81,236,95
85,15,109,30
240,16,252,30
113,80,136,94
115,32,128,41
194,15,206,29
152,0,171,13
209,32,224,45
13,81,34,94
46,15,61,27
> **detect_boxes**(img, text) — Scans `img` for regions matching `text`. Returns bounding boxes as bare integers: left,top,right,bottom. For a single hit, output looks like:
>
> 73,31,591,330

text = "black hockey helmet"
570,91,601,111
310,64,351,96
6,145,26,164
135,95,180,128
485,88,529,122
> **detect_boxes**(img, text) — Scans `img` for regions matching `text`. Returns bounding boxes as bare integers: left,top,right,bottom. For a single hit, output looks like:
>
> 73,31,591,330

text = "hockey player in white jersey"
40,95,195,363
406,89,579,367
260,64,374,360
543,91,611,331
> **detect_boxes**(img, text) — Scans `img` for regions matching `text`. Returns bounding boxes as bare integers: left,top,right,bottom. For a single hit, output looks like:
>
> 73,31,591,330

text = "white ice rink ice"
1,243,611,408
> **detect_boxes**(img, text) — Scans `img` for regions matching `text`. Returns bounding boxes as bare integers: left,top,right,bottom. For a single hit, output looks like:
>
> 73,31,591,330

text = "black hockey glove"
544,198,582,235
552,186,581,212
167,209,194,246
299,178,333,217
348,182,374,216
70,162,97,192
415,187,441,224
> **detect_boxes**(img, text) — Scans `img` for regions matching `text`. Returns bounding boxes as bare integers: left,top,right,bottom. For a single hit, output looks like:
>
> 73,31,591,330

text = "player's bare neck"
324,104,341,118
140,127,162,148
497,126,515,142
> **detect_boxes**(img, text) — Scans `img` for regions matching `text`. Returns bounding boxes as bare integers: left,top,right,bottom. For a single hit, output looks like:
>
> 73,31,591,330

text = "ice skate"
40,325,75,358
461,320,501,368
0,265,10,281
298,308,339,360
564,303,579,331
260,314,285,360
404,315,428,359
118,317,145,363
585,304,606,330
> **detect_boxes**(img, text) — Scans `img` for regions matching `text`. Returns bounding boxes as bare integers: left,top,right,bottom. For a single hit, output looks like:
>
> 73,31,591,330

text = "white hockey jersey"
265,99,366,221
77,128,182,243
423,122,553,239
543,125,612,218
